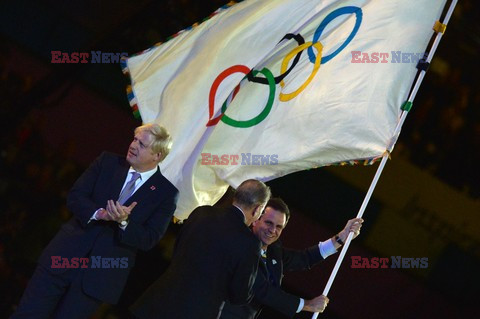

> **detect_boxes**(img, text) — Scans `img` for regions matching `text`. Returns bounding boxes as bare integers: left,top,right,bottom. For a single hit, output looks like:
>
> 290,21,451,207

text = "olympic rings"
207,6,362,128
279,41,323,102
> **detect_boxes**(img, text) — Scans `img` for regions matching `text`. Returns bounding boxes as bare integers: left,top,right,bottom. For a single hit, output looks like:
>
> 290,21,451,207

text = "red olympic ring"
207,65,250,126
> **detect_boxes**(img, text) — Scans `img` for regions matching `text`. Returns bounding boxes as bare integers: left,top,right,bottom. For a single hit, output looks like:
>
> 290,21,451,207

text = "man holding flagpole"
220,198,363,319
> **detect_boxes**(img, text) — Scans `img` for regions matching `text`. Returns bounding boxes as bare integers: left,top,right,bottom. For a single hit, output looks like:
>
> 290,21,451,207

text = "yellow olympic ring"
279,41,323,102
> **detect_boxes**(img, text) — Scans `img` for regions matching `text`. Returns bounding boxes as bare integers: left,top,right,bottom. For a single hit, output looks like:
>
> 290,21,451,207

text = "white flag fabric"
124,0,446,221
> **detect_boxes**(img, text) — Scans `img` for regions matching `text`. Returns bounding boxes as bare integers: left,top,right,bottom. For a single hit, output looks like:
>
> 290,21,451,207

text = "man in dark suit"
220,198,363,318
131,179,271,319
11,123,179,319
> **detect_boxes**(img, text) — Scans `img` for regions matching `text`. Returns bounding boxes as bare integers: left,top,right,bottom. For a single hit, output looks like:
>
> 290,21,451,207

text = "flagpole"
310,153,388,319
311,1,457,318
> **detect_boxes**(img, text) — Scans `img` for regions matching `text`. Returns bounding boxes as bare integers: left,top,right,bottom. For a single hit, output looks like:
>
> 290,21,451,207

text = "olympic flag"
124,0,447,221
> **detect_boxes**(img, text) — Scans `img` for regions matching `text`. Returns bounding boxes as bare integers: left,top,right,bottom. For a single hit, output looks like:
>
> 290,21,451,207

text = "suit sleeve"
253,274,301,318
228,238,261,305
117,188,178,251
66,152,107,227
282,245,324,272
251,243,325,317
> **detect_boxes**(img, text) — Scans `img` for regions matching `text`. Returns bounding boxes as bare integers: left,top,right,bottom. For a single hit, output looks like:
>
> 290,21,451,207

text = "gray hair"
233,179,271,210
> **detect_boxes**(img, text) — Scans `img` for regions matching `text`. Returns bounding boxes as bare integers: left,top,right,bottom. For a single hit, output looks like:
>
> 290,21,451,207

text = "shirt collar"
128,166,157,181
233,204,247,223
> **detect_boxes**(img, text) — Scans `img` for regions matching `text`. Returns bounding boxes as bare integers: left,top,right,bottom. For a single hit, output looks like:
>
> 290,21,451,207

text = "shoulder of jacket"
154,170,179,194
98,151,123,162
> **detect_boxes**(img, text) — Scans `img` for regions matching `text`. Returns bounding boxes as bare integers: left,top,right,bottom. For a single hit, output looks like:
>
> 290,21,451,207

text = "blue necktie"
118,172,141,204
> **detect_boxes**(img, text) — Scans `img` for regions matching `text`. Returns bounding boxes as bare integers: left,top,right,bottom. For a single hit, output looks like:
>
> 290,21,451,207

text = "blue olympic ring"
307,6,363,64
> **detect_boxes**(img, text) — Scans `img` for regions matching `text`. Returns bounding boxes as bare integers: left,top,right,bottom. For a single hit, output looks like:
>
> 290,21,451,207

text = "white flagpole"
312,1,458,318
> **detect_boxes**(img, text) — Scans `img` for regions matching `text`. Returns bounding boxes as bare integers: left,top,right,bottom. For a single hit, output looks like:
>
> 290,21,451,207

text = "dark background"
1,0,478,318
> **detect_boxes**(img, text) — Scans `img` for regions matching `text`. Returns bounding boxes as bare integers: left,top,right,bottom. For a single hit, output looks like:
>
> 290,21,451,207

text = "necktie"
118,172,141,204
261,251,277,286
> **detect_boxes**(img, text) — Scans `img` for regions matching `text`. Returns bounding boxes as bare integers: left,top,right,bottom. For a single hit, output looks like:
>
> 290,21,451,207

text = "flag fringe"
325,155,384,167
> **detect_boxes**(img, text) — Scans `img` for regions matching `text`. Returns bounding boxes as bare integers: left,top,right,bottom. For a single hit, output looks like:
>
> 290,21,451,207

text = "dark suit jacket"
131,205,262,319
37,152,178,304
220,240,324,319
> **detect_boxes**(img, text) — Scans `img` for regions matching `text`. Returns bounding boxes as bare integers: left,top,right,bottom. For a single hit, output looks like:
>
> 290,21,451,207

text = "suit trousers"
11,264,101,319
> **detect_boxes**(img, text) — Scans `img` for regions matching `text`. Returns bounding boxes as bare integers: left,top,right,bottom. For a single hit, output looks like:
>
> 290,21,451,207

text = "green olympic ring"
220,68,276,128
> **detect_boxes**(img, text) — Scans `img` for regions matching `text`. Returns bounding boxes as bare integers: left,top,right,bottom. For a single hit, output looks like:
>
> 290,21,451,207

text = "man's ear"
253,205,263,218
154,152,162,162
245,205,257,219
